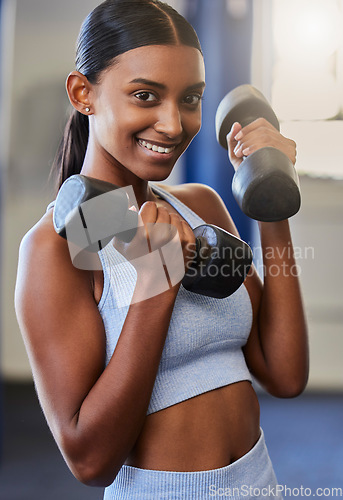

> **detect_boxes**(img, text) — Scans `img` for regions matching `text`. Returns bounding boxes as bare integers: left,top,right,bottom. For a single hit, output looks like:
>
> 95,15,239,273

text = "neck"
80,145,158,208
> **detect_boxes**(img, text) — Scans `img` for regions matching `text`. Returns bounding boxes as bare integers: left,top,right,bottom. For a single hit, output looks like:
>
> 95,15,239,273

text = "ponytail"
50,110,89,193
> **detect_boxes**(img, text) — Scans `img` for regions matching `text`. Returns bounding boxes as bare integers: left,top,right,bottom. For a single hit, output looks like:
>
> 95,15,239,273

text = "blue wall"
184,0,255,244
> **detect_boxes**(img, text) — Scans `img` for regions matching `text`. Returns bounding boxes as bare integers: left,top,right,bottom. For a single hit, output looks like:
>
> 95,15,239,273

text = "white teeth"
139,139,175,154
142,140,152,150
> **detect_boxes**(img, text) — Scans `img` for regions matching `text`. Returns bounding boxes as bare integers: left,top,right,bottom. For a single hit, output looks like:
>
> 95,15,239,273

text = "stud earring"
85,107,90,113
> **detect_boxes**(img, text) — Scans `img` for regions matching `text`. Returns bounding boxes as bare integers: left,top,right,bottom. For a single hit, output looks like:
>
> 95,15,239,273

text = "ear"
66,71,93,115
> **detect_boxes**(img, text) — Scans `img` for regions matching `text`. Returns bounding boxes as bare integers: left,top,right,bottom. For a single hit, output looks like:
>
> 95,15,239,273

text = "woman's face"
88,44,205,183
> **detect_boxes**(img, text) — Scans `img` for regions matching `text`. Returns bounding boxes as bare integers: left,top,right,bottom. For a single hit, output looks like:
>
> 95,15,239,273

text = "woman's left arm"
175,118,309,398
242,218,309,398
228,119,309,397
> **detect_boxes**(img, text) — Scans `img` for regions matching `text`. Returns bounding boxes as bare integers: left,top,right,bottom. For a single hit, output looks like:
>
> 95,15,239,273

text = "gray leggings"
104,428,282,499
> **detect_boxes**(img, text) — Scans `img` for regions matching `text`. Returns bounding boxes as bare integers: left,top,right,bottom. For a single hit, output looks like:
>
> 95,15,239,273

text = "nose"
154,102,183,139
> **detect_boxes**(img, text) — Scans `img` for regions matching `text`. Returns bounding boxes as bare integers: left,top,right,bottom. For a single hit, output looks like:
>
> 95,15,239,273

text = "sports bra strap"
151,184,205,230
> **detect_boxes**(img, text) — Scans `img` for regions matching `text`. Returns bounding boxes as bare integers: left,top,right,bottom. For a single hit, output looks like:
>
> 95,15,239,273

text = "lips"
137,139,177,154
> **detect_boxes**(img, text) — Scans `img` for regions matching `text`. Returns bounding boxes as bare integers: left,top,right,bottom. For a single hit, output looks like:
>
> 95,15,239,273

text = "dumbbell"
182,223,252,298
53,175,139,251
53,175,253,299
215,84,301,222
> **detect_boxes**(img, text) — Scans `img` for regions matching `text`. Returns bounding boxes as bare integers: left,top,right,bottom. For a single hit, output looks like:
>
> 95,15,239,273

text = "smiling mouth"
138,139,177,154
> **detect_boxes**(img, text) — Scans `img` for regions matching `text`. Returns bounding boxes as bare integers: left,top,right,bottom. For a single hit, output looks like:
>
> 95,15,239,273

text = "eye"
134,91,157,102
183,94,202,106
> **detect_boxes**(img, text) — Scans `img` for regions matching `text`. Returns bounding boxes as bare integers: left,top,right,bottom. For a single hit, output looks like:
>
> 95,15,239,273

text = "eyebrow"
129,78,206,92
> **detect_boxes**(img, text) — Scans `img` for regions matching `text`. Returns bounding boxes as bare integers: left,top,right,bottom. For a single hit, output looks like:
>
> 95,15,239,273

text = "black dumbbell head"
53,175,124,238
232,148,301,222
53,174,138,250
182,224,253,298
215,84,280,149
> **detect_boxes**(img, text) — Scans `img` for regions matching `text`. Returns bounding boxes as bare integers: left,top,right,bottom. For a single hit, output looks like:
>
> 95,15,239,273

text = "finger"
234,118,276,140
235,131,297,164
227,123,247,168
165,216,194,277
156,207,177,244
147,207,179,253
167,213,184,243
233,140,246,159
173,217,196,257
226,122,242,154
232,119,275,155
155,206,172,224
139,201,158,224
234,134,273,157
138,202,159,252
181,219,195,246
236,124,280,147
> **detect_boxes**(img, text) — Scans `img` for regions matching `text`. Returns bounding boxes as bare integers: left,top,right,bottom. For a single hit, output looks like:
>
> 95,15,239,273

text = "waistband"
104,428,282,499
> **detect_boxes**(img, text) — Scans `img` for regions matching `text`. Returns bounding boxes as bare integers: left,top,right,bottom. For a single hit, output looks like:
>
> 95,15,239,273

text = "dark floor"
0,383,104,500
0,382,342,499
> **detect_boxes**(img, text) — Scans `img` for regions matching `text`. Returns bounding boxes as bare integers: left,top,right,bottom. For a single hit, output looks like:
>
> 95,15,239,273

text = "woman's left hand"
226,118,297,171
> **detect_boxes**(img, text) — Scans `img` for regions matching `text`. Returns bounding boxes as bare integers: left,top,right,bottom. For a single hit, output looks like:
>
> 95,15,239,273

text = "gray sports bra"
97,184,253,414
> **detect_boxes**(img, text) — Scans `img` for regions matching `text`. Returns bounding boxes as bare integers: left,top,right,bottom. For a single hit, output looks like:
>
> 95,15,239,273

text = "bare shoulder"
19,209,97,274
20,208,62,254
18,209,78,278
156,182,240,237
15,209,96,328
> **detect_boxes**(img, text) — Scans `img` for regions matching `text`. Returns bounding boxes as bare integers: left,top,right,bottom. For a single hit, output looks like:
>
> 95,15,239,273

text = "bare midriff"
124,380,260,472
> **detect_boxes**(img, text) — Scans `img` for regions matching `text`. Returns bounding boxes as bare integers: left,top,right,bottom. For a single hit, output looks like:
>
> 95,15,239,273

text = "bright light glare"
272,0,343,120
272,63,341,120
273,0,342,64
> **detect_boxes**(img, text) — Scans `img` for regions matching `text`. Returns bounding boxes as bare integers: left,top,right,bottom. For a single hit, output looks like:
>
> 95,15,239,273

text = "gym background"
0,1,342,499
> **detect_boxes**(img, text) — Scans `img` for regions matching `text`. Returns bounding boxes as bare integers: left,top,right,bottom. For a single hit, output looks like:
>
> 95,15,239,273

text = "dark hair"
51,0,202,191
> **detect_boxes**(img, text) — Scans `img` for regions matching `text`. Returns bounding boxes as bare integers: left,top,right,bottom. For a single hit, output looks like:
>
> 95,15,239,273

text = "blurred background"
0,0,342,498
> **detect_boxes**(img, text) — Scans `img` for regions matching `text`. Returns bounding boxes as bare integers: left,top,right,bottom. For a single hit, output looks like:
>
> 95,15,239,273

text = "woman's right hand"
113,201,196,294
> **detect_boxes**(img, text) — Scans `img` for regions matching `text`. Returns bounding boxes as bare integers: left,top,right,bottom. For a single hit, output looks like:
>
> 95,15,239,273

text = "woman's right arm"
15,203,193,487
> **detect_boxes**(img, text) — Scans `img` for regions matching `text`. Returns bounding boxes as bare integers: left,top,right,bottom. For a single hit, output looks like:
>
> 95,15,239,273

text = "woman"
15,0,308,498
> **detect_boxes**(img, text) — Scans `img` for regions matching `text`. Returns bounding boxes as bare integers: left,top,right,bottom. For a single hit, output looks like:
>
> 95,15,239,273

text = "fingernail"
234,131,243,141
242,147,249,155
